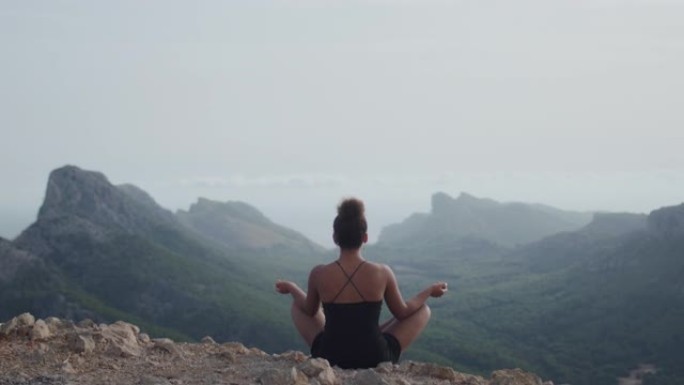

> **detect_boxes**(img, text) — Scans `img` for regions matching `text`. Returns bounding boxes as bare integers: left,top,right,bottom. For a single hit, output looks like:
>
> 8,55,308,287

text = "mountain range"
1,165,682,385
377,191,593,248
0,165,326,351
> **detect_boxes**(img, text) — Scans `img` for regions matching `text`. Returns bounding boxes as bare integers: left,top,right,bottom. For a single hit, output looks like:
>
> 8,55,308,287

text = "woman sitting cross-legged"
275,198,447,369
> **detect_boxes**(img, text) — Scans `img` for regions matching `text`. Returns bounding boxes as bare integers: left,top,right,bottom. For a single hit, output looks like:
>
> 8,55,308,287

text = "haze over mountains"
1,165,682,385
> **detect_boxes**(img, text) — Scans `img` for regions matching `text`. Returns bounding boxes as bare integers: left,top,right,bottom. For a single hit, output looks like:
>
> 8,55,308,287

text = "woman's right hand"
430,282,448,297
275,280,295,294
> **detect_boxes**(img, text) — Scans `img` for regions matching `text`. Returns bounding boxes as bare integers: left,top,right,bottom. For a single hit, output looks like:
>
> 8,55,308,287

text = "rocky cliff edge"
0,313,550,385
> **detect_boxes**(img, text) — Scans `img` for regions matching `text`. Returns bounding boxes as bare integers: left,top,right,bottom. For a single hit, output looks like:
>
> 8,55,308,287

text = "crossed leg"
290,303,325,347
291,302,431,351
380,304,431,351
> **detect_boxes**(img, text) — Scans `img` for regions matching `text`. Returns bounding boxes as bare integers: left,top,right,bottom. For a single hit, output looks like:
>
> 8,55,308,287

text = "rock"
491,369,543,385
374,362,394,374
222,342,249,354
348,369,389,385
78,319,96,329
250,347,268,356
62,361,77,374
31,319,52,340
258,367,308,385
298,358,336,385
298,358,331,377
152,338,183,358
137,375,172,385
45,317,64,333
317,367,337,385
67,333,96,354
276,350,308,363
426,364,457,380
0,312,36,336
138,333,151,344
401,361,453,379
8,374,69,385
458,373,489,385
36,342,50,354
212,350,237,363
101,321,142,357
201,336,216,344
16,312,36,326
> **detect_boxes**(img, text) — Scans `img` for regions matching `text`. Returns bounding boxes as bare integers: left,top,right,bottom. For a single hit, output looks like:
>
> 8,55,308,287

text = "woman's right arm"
383,264,447,320
275,265,322,316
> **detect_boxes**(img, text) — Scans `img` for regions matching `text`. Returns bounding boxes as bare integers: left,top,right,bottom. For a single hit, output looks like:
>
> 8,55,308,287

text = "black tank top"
310,261,400,368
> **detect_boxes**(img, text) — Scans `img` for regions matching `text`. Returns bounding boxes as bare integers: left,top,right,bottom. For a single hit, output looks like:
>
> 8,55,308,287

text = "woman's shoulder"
310,260,391,277
362,260,385,269
361,260,391,269
310,263,329,275
361,261,393,278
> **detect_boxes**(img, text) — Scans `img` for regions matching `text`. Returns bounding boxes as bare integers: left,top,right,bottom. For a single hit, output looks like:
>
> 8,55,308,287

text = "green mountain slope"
374,205,683,385
4,165,325,351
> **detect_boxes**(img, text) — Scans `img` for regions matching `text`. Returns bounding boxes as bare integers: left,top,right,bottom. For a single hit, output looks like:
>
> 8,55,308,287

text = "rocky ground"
0,314,549,385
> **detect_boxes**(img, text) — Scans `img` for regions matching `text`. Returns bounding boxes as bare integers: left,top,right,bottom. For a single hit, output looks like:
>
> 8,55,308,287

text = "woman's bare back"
313,260,387,303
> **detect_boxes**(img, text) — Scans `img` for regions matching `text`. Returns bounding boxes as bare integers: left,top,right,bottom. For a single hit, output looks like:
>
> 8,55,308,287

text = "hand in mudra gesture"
430,282,448,297
275,280,296,294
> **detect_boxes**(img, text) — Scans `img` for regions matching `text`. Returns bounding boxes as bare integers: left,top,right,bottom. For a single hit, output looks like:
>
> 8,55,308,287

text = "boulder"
0,312,36,336
258,367,308,385
152,338,183,358
201,336,217,344
347,369,389,385
45,317,64,333
491,369,543,385
298,358,336,385
138,333,151,344
30,319,52,341
222,342,250,355
298,358,331,377
400,361,455,380
100,321,142,357
276,350,308,363
67,333,96,354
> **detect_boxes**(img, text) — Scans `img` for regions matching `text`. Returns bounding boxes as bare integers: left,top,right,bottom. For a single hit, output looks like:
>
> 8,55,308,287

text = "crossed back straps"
329,260,367,303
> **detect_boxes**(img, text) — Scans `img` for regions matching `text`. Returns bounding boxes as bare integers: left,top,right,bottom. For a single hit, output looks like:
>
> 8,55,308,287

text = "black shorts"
311,332,401,368
382,332,402,363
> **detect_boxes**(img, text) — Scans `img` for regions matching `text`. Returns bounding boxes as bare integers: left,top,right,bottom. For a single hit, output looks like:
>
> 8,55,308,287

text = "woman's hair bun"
334,198,367,249
337,198,365,219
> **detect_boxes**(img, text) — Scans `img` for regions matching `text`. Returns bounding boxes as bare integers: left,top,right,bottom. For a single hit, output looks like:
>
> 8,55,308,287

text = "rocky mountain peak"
581,212,648,237
648,203,684,237
39,165,112,219
18,166,178,247
430,191,453,211
382,192,592,248
178,197,322,251
431,192,499,215
187,198,268,224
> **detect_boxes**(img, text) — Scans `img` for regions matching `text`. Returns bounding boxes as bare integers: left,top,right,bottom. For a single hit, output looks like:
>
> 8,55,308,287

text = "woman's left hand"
430,282,448,297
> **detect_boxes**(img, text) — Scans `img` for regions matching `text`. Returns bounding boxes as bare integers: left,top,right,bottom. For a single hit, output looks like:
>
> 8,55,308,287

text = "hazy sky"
2,0,683,246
